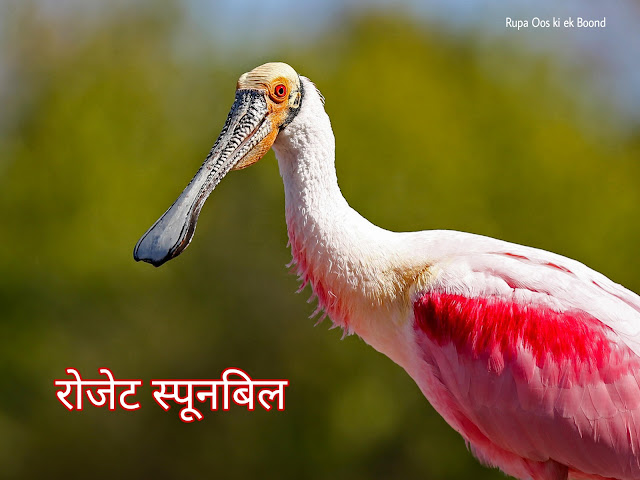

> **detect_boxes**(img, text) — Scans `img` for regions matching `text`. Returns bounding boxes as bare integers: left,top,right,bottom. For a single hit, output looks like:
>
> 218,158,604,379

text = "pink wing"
410,234,640,479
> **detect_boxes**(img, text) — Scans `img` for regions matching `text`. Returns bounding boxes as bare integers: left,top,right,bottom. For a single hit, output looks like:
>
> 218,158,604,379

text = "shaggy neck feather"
272,79,395,332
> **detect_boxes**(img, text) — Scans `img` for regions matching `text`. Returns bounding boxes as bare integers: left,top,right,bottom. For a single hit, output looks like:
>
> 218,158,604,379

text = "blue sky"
183,0,639,128
1,0,639,130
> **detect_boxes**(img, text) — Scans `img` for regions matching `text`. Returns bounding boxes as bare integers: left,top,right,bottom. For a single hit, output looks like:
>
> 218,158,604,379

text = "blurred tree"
0,3,638,480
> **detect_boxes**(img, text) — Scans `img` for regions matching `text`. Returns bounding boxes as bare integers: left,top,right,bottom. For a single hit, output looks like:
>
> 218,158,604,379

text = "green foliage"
0,4,638,480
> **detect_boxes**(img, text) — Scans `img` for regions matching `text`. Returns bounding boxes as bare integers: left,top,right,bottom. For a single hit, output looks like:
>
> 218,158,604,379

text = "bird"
134,62,640,480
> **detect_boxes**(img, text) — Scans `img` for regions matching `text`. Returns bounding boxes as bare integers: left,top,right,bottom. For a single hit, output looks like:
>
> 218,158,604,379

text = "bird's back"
405,230,640,479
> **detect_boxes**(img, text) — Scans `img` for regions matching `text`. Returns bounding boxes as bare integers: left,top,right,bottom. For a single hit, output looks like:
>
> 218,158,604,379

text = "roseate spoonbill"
134,63,640,480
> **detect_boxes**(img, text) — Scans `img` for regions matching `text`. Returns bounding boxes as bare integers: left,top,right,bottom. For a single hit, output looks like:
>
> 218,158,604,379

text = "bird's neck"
271,82,424,374
272,87,406,340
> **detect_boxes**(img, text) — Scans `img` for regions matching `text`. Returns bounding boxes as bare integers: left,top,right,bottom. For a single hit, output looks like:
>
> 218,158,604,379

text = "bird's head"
133,62,304,267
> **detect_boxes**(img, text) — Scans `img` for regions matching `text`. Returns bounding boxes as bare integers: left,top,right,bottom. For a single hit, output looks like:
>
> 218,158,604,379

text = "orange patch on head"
231,62,302,170
231,126,279,170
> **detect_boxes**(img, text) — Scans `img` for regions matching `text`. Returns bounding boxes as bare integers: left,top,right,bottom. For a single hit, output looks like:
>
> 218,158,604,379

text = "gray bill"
133,90,271,267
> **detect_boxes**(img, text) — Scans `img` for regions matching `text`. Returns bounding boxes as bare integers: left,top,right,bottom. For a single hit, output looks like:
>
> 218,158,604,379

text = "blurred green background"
0,1,639,479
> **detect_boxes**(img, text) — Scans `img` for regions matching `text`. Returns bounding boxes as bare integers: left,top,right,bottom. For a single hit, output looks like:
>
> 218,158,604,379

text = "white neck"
272,79,412,366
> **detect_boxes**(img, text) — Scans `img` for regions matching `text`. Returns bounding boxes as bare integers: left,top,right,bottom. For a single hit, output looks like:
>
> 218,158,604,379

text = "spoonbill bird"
134,63,640,480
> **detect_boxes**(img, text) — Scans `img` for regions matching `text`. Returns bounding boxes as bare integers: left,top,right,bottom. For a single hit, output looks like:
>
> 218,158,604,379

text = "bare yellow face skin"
232,63,303,170
134,62,304,267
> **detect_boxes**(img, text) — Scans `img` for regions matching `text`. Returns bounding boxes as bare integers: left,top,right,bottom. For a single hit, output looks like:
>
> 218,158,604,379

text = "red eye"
274,84,287,98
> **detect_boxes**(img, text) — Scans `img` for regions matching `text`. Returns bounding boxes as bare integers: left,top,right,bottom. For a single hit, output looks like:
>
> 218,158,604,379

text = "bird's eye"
273,84,287,99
